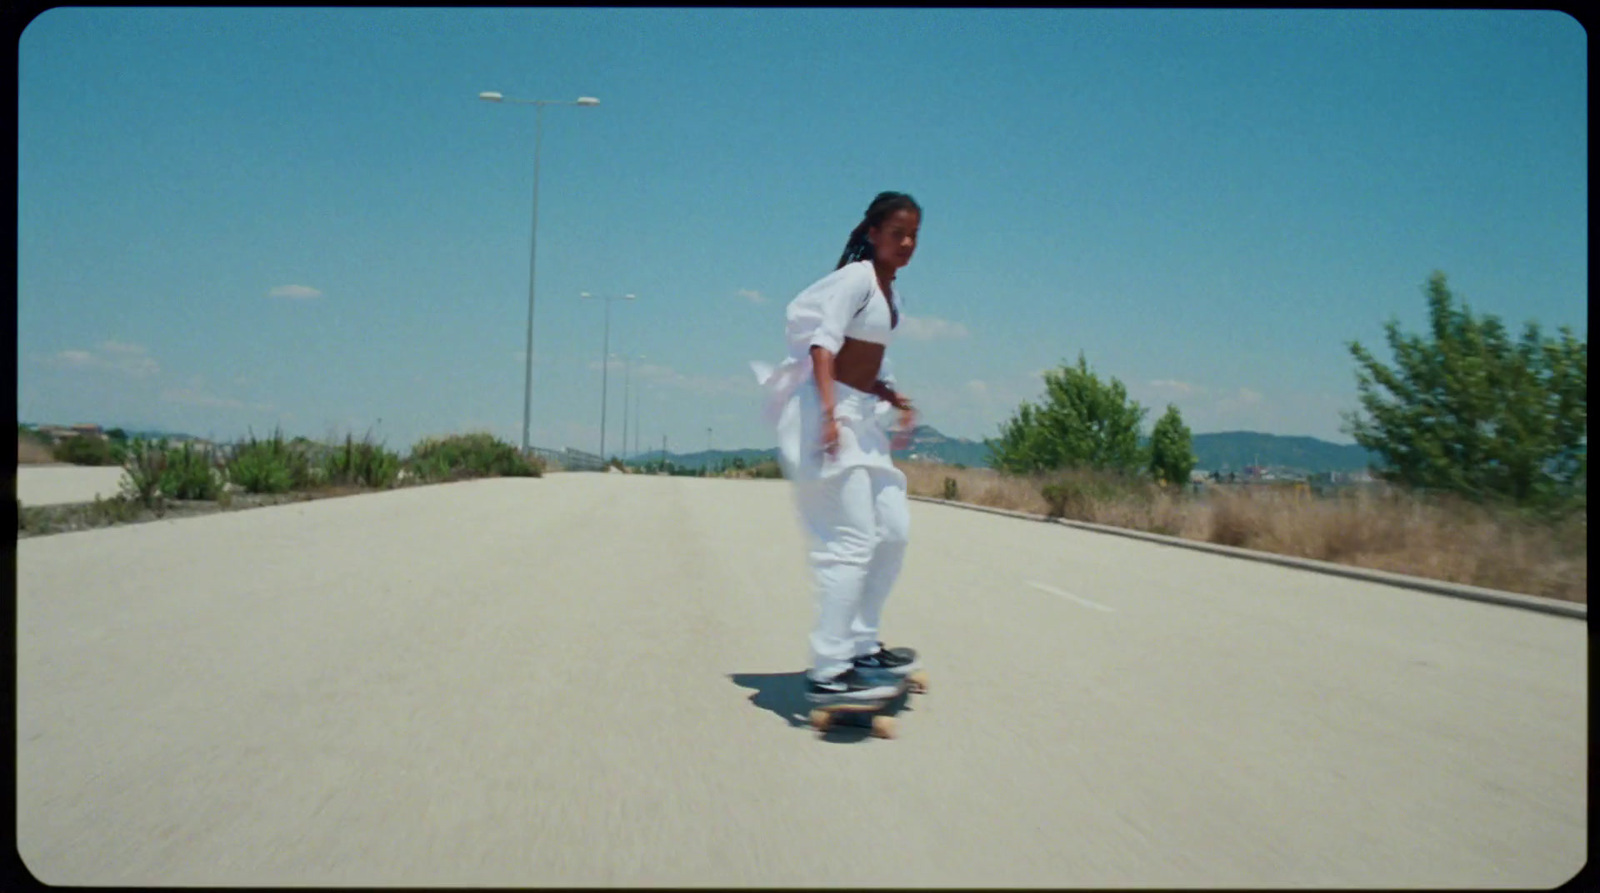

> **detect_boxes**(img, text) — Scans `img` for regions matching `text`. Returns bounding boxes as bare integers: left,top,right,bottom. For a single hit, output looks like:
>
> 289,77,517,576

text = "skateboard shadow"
727,671,912,743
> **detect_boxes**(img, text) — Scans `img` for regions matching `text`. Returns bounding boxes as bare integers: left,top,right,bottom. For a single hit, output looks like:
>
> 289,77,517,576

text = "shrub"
54,435,124,466
162,443,221,500
226,429,313,494
121,438,168,508
407,432,542,482
323,434,402,489
119,438,220,505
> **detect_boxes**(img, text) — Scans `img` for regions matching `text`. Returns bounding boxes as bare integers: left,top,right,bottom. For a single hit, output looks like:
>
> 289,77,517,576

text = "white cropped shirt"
751,260,902,426
789,259,899,354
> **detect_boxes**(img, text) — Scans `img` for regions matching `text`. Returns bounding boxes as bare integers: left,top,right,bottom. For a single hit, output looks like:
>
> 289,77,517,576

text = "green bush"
121,438,167,508
988,352,1149,476
120,438,220,504
54,436,125,466
406,433,542,482
162,443,221,500
323,434,402,489
226,430,313,494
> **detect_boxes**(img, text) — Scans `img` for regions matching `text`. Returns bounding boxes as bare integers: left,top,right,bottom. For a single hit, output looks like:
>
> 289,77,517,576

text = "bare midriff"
832,337,885,392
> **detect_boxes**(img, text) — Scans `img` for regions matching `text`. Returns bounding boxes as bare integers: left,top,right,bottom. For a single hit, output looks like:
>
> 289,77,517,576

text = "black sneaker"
853,642,920,676
805,667,903,704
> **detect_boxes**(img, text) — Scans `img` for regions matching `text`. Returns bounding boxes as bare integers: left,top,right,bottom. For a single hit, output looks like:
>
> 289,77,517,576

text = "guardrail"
528,446,608,472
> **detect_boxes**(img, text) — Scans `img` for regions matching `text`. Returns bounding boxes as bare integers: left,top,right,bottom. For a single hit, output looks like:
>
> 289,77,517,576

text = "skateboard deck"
808,669,929,739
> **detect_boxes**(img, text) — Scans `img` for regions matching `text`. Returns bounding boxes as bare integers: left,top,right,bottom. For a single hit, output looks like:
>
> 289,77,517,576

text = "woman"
752,191,925,705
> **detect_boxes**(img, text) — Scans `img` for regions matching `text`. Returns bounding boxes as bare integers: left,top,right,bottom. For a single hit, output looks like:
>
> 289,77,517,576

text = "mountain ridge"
657,426,1382,474
26,420,1382,474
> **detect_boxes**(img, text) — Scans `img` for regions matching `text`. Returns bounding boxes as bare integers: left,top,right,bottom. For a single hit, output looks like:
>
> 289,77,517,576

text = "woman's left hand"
891,397,916,451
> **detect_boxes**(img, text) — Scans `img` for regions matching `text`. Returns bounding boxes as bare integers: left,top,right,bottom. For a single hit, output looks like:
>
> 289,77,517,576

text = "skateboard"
808,669,929,739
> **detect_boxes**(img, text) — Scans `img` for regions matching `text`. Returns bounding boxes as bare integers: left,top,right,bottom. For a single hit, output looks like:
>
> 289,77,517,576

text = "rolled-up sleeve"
806,264,870,355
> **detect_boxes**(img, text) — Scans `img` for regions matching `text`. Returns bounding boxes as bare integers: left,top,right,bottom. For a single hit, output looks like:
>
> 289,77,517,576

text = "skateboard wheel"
870,716,896,738
906,670,929,694
809,709,832,733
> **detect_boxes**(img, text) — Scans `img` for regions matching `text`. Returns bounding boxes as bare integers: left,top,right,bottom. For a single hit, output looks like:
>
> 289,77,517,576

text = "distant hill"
1190,431,1379,473
896,426,1379,473
653,427,1380,475
895,425,993,467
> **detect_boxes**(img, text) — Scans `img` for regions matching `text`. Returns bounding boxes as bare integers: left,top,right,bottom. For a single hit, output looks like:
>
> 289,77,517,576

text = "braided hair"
835,191,922,270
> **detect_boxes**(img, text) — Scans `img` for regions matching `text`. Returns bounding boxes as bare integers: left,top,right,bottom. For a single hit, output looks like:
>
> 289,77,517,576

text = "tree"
987,352,1148,475
1148,404,1197,487
1341,271,1586,513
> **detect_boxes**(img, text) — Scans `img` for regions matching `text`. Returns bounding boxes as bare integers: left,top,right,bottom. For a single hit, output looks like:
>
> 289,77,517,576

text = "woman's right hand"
819,413,841,459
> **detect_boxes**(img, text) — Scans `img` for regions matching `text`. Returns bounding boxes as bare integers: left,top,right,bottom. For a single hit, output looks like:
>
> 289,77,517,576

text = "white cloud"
268,285,323,300
737,289,766,304
48,341,159,378
1149,379,1206,395
898,315,970,341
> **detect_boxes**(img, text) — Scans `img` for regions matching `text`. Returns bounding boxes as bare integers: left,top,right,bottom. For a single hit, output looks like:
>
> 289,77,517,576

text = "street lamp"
621,353,645,461
581,292,635,459
479,90,600,455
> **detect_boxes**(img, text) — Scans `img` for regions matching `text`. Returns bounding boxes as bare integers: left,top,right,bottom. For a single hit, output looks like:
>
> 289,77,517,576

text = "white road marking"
1026,580,1115,613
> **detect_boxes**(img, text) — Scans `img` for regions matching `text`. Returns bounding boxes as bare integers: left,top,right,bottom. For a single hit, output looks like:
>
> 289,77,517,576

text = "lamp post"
581,292,635,460
621,354,645,461
478,90,600,455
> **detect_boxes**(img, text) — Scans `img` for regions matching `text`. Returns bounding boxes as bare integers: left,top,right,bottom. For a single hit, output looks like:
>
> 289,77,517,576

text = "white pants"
789,381,911,680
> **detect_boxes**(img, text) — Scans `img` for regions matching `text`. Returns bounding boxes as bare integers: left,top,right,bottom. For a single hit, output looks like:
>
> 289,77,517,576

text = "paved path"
15,473,1586,886
15,465,129,506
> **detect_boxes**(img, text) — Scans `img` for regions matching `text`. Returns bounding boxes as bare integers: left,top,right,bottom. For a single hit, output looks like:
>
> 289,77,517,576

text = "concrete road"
16,473,1586,886
14,465,129,506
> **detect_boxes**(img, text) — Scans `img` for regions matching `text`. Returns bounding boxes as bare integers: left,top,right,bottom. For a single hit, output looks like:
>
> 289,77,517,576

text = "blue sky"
17,8,1588,457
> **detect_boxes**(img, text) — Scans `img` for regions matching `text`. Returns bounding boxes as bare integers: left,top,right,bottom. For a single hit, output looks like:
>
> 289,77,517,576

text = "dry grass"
897,459,1587,603
17,433,56,464
900,461,1053,515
